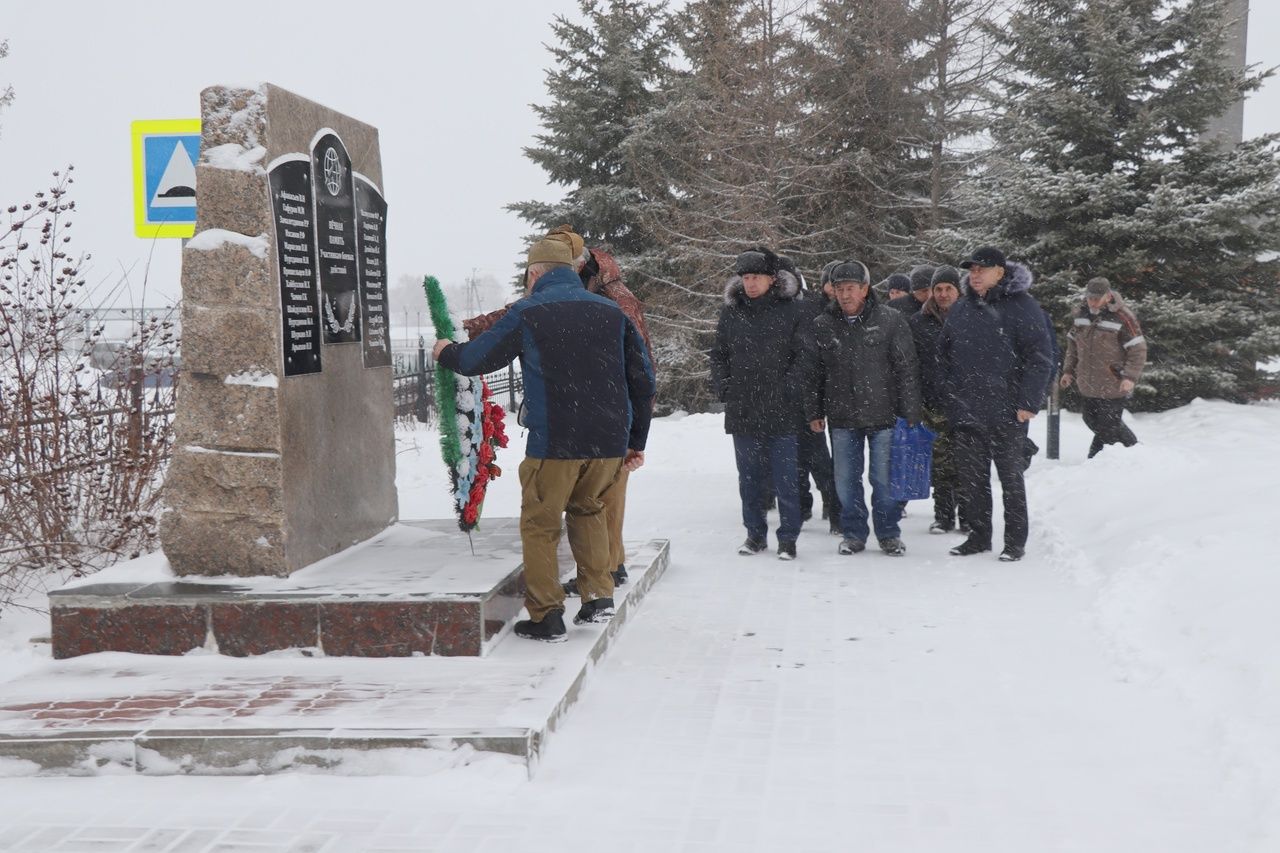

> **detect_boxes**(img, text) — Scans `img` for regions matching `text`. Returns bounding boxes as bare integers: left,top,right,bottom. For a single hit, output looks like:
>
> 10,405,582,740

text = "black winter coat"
908,298,948,411
709,271,810,435
887,294,923,315
940,262,1054,431
805,296,921,430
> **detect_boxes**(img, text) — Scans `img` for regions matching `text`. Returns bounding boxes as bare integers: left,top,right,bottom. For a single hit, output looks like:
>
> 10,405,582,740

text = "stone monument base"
51,520,529,659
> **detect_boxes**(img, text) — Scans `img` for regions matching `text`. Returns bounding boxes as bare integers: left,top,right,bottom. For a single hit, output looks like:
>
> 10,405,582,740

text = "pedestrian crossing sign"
132,119,202,238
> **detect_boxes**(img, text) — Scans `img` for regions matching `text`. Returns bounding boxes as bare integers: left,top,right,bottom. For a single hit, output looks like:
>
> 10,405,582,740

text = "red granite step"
49,519,526,659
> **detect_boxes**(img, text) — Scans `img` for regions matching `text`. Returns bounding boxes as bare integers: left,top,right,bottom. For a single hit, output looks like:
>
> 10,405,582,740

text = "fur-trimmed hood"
1001,261,1034,296
723,268,802,306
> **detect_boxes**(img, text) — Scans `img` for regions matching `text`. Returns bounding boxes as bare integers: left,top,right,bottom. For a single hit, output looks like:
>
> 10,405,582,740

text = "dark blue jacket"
437,266,655,459
940,262,1054,431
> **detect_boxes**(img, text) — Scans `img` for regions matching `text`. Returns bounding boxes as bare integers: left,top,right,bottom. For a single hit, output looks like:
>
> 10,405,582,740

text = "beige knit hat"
527,237,574,266
546,224,586,260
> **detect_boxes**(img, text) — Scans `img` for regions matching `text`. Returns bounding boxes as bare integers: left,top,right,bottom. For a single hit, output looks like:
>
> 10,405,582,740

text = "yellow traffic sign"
132,119,201,238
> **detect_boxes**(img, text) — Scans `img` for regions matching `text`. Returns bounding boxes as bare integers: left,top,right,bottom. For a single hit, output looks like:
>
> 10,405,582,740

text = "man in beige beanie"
434,238,656,642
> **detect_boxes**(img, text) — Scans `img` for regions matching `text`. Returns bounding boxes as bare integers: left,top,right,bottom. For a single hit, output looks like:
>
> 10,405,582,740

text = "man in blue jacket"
942,247,1054,562
433,238,656,642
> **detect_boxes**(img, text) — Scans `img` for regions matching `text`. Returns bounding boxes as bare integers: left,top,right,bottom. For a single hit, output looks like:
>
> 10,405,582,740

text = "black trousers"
1083,397,1137,447
954,423,1029,550
797,429,840,517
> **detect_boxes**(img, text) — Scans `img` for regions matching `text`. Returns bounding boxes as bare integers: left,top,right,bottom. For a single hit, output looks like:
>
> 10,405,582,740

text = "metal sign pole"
1047,371,1061,460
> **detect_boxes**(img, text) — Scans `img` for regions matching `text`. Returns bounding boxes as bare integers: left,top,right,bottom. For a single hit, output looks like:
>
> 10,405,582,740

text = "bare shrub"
0,168,178,612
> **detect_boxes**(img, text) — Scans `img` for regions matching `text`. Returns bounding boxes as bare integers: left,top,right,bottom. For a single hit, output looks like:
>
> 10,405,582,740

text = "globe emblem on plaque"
323,147,343,196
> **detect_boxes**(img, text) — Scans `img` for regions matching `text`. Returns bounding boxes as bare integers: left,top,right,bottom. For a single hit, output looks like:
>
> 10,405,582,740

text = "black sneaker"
957,523,972,536
829,516,842,536
929,521,953,535
999,546,1025,562
514,610,567,643
837,538,865,555
949,537,992,557
879,538,906,556
613,564,628,586
573,597,616,625
738,537,768,555
777,541,797,561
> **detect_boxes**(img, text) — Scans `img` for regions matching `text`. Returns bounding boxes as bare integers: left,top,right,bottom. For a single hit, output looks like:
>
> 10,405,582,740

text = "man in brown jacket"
1060,277,1148,458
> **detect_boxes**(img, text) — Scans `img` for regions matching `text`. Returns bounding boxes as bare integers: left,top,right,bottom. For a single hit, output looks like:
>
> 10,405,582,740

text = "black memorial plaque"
311,132,361,344
268,156,322,376
355,176,391,368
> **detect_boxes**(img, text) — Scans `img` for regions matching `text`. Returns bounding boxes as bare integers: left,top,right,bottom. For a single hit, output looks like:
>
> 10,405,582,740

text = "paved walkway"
0,533,1256,851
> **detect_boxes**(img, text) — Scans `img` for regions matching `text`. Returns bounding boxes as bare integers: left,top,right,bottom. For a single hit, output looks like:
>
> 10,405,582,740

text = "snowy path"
0,406,1273,852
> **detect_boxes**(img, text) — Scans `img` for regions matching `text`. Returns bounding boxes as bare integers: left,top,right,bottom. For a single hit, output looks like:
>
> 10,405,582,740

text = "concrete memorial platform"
5,533,670,776
52,520,529,660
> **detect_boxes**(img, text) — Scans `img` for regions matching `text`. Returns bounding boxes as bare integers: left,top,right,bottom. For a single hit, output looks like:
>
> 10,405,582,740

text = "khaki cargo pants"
519,456,624,621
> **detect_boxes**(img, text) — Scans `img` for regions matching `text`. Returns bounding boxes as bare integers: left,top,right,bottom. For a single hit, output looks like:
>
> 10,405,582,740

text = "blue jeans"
831,426,900,542
732,433,801,544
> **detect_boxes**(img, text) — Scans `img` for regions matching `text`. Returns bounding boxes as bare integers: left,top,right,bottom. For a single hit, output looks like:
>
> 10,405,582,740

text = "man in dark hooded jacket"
941,247,1054,562
710,248,810,560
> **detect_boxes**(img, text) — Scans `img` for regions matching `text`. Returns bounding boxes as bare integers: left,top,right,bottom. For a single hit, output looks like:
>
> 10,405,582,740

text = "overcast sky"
2,1,1278,309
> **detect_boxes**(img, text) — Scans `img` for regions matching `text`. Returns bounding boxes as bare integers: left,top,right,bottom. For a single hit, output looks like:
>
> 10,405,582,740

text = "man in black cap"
941,246,1054,562
710,247,810,560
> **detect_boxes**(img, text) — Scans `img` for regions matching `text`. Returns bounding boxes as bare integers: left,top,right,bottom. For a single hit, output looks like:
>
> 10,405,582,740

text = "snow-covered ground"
0,400,1277,852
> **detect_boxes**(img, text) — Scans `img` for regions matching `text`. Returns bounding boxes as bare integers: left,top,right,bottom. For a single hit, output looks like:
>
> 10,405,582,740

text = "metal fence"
393,337,523,424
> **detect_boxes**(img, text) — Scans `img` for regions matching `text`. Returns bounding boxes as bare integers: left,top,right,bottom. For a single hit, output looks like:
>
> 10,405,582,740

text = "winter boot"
879,538,906,556
514,610,567,643
738,537,768,556
949,537,992,557
837,538,865,555
573,597,616,625
561,563,627,597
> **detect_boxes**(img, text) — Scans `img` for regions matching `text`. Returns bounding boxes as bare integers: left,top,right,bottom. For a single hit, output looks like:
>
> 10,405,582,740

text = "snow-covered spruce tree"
962,0,1280,409
626,0,817,409
794,0,930,273
508,0,671,259
909,0,1008,246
